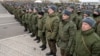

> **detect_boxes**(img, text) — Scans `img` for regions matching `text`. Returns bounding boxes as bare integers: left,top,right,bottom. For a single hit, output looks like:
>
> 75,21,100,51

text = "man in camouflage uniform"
78,10,92,30
93,9,100,36
21,8,29,32
13,4,23,23
30,7,40,43
75,8,83,30
67,6,77,23
72,17,100,56
37,11,47,51
26,7,34,33
57,10,76,56
29,7,38,37
44,5,59,56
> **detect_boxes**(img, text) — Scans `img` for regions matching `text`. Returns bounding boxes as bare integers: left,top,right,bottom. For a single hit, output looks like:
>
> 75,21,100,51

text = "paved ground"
0,3,26,39
0,34,60,56
0,3,9,14
0,3,61,56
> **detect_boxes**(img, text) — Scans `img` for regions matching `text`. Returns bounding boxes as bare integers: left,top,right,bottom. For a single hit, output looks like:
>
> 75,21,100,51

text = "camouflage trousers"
48,40,57,54
60,48,71,56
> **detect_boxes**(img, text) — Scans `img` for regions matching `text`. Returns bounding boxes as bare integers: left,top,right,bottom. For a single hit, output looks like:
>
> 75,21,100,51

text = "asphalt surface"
0,3,26,39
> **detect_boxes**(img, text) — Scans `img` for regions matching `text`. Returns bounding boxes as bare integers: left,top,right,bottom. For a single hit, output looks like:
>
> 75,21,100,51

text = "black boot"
24,23,27,32
34,36,39,41
41,45,46,51
24,28,27,32
37,37,40,43
46,52,53,56
28,31,32,33
34,38,38,41
53,53,56,56
30,33,35,37
40,44,44,48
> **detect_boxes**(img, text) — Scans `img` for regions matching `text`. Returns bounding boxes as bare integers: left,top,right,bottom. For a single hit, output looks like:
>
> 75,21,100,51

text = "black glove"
66,51,73,56
49,39,55,42
43,32,45,36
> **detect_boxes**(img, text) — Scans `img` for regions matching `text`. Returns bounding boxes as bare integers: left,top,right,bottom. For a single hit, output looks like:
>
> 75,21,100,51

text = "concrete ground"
0,3,61,56
0,3,26,39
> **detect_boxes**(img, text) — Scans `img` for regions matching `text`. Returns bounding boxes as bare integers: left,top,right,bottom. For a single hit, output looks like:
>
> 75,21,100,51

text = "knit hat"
69,5,75,9
62,10,71,16
94,9,100,14
84,10,92,16
48,5,57,11
82,17,96,27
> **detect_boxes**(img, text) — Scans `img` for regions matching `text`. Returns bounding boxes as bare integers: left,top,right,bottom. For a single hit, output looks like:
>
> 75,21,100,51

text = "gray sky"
49,0,99,2
80,0,99,2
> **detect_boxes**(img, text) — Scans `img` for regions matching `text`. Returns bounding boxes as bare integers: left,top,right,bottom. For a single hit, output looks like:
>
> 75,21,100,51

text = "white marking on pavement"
0,34,28,41
0,22,19,26
0,14,14,17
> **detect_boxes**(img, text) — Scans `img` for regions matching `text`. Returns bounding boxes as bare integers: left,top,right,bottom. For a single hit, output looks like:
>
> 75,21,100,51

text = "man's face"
83,14,88,18
33,9,37,13
17,6,21,9
62,14,69,20
26,10,28,13
67,7,73,12
93,11,99,15
28,9,32,13
81,22,92,31
48,8,54,14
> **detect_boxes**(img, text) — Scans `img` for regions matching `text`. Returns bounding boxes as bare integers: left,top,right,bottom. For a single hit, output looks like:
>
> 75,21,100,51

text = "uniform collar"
61,19,70,25
49,13,57,17
33,13,37,15
38,16,43,19
81,29,94,36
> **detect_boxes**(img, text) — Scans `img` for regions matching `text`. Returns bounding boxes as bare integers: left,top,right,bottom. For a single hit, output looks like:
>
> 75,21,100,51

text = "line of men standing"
2,1,100,56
